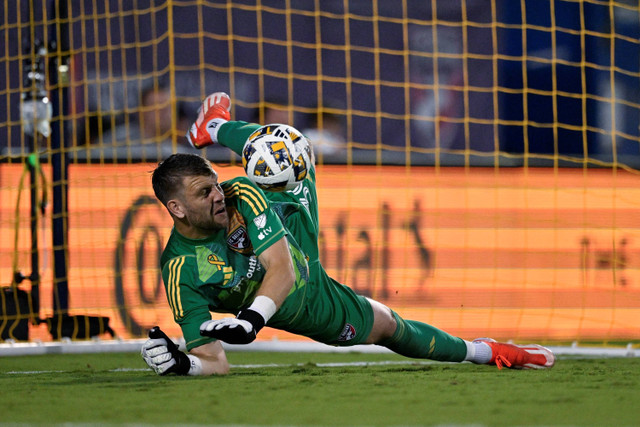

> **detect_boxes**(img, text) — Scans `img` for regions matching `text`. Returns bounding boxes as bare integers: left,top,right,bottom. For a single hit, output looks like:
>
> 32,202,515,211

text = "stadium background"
1,0,639,347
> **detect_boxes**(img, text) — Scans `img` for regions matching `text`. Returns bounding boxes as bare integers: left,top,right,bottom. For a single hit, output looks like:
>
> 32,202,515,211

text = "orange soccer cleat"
186,92,232,149
473,338,556,370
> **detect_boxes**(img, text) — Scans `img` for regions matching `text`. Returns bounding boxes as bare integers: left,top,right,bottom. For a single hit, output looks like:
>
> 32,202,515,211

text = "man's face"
176,171,228,237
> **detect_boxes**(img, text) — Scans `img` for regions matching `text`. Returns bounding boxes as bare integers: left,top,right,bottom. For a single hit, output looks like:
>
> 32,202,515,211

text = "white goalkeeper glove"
186,92,231,149
200,296,276,344
141,326,201,376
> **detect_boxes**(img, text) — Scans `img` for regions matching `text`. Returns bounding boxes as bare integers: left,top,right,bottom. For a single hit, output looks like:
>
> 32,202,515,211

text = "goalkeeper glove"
200,296,276,344
141,326,200,375
186,92,231,149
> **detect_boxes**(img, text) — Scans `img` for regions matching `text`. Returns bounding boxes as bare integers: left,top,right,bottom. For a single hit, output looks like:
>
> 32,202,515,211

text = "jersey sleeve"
161,255,216,351
222,177,287,256
217,121,262,156
266,164,318,227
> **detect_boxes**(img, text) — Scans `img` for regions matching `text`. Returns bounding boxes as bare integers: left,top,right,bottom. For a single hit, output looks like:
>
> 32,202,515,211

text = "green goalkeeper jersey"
160,121,318,350
160,174,312,350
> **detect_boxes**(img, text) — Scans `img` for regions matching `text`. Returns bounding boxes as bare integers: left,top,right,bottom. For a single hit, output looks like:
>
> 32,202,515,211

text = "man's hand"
186,92,231,149
141,326,192,375
200,309,266,344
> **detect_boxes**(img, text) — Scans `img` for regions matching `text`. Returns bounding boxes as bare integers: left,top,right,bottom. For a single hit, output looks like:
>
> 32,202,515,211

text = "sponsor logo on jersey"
257,227,272,240
337,323,356,342
253,213,267,229
246,255,261,279
227,226,249,250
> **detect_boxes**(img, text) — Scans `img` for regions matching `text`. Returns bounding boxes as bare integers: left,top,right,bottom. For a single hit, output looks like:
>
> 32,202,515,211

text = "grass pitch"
0,351,638,426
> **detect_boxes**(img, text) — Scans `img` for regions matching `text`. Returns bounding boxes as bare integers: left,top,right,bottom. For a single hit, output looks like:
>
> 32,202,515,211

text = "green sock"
379,311,467,362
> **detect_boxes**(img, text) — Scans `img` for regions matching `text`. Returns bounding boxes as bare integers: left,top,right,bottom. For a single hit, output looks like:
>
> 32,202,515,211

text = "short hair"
152,153,215,206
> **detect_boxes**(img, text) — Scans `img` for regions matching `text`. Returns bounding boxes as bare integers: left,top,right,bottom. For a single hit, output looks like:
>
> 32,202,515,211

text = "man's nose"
212,188,224,202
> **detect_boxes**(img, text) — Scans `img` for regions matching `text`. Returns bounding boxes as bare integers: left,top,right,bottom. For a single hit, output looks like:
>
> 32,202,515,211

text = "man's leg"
365,299,468,362
365,298,555,369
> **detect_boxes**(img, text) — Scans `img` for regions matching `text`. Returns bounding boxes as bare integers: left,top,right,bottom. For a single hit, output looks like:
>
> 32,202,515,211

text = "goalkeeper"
142,92,555,376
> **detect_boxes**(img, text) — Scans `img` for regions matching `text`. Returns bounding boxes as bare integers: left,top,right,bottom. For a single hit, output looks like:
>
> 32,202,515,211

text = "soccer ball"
242,124,311,192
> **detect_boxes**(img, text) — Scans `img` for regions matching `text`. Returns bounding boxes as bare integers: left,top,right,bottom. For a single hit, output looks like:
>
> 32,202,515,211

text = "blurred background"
1,0,639,346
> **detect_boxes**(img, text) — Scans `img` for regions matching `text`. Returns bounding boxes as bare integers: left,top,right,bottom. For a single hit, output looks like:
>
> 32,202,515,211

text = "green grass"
0,351,638,426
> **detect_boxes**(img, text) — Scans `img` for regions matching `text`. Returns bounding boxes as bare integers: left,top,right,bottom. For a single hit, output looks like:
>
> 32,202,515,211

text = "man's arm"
199,235,295,344
253,236,296,308
189,340,230,375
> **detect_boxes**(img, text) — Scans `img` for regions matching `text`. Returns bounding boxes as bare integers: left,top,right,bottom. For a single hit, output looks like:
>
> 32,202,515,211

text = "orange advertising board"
1,163,639,342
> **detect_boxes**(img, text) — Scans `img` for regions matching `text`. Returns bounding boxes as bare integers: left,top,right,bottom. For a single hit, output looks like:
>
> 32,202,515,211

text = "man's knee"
365,298,397,344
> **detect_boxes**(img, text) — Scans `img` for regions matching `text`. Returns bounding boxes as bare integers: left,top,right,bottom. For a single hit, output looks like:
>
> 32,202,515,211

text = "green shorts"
268,261,374,346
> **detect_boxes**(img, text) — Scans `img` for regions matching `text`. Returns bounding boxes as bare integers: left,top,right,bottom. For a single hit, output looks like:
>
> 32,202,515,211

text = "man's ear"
167,199,186,219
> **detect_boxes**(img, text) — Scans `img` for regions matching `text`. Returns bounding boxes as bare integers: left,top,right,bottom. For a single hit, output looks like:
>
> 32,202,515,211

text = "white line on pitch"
5,360,439,374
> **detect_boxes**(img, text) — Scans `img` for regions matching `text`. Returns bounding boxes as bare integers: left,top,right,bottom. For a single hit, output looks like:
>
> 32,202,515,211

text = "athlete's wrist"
246,295,277,324
186,354,204,376
237,310,265,334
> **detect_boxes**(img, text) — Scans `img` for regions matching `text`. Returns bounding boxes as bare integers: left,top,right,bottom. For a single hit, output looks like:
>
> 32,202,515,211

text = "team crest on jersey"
226,207,253,254
227,226,249,250
337,323,356,342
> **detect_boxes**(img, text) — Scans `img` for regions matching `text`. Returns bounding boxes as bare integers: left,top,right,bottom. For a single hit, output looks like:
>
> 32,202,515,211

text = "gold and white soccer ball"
242,124,311,192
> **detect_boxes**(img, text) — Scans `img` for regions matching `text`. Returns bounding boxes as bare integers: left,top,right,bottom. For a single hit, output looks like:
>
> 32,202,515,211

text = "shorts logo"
337,323,356,342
